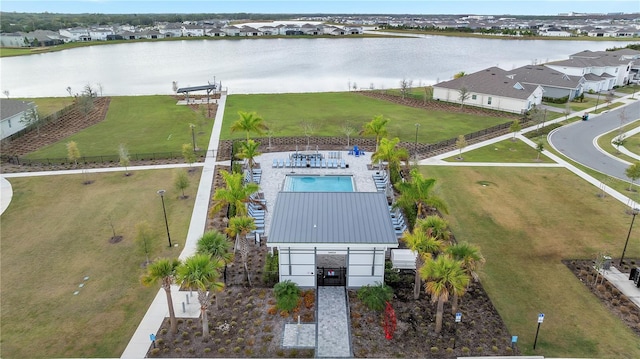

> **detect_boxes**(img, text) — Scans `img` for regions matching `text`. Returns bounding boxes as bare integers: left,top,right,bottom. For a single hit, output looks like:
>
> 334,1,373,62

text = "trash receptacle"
603,256,611,270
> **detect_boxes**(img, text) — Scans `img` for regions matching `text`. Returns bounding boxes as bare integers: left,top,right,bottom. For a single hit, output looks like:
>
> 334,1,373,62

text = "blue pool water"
283,175,354,192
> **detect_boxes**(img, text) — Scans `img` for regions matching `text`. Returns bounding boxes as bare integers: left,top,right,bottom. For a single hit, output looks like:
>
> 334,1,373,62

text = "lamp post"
157,189,172,248
619,208,639,267
414,123,420,161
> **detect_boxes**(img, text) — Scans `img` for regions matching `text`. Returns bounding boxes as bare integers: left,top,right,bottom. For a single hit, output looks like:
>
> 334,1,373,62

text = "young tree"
230,111,268,141
453,71,466,79
371,137,409,185
225,216,257,286
174,170,190,199
210,170,262,218
401,225,445,300
118,144,131,175
563,101,572,120
66,141,80,167
510,119,521,141
455,135,467,160
236,139,261,180
536,141,544,161
266,127,276,149
362,115,389,152
196,230,234,286
97,83,104,97
2,90,9,98
605,91,615,108
172,81,179,94
420,255,469,334
445,242,485,313
76,85,95,120
182,143,196,170
457,86,470,109
135,221,156,266
176,254,224,339
20,106,41,136
341,123,355,147
625,162,640,191
423,86,433,105
399,78,412,99
141,258,181,334
395,168,449,219
300,121,315,150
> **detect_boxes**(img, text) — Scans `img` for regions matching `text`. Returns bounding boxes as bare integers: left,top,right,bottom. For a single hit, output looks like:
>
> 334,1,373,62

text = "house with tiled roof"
432,67,543,114
506,65,585,100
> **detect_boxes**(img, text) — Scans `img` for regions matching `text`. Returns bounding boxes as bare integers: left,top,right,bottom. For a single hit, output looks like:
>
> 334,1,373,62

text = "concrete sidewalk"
121,94,227,358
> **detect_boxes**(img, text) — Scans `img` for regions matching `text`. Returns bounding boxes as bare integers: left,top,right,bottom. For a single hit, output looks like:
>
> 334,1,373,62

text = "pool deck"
249,150,383,236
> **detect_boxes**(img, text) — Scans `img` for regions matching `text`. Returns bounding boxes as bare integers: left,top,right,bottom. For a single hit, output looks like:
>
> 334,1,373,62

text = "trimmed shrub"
274,280,301,311
356,282,393,311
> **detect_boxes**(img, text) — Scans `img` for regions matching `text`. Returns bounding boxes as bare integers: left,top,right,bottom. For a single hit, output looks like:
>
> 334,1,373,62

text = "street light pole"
414,123,420,161
157,189,172,248
619,208,639,267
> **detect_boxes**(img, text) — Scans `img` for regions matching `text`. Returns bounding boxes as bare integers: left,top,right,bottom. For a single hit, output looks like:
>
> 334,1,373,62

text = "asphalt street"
548,100,640,181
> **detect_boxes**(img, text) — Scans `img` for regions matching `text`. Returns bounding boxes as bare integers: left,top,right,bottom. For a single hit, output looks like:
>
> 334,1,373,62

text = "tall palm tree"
141,258,181,334
210,170,262,218
230,111,268,141
395,168,449,221
225,216,257,286
176,254,224,339
401,225,445,300
196,230,235,285
236,139,261,182
361,114,389,151
420,255,469,333
371,137,409,185
445,242,485,313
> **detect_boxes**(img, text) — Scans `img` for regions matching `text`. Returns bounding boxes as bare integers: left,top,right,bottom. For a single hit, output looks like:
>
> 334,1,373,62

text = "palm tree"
402,226,445,300
371,137,409,185
196,230,235,285
362,114,389,151
420,255,469,333
230,111,268,141
141,258,181,334
237,139,261,182
395,168,448,221
210,170,262,218
225,216,257,286
416,215,451,243
445,242,485,313
176,254,224,339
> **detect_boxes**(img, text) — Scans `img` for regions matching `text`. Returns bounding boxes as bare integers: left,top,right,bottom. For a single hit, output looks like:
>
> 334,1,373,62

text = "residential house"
0,99,37,140
239,26,261,37
223,25,241,37
89,28,114,41
258,25,278,36
59,27,91,42
182,24,204,37
205,27,226,37
0,32,27,47
545,49,636,89
506,65,584,100
158,23,183,38
432,67,543,114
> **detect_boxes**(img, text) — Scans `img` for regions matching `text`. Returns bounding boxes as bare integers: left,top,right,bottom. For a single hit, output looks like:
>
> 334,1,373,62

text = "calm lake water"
1,36,637,97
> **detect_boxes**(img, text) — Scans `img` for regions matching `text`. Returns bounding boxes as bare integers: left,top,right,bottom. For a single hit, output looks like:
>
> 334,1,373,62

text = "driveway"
548,100,640,181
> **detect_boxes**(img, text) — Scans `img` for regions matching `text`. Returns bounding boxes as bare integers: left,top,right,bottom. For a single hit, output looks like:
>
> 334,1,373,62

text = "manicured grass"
25,96,210,159
596,122,640,163
591,101,624,114
544,98,599,113
613,85,640,95
18,96,74,117
222,92,509,144
0,168,200,358
530,133,640,204
623,132,640,157
443,138,553,163
424,166,640,358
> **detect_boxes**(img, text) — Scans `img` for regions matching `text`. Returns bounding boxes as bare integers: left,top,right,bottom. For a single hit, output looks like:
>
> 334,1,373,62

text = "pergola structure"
176,81,220,104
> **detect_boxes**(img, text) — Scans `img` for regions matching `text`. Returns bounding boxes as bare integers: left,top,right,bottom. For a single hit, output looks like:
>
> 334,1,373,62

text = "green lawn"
424,166,640,358
544,98,600,113
443,138,553,163
18,97,74,117
0,168,200,358
221,92,509,144
596,122,640,163
25,96,210,159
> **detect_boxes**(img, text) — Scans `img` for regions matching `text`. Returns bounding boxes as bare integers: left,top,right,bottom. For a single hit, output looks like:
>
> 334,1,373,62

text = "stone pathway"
316,286,351,358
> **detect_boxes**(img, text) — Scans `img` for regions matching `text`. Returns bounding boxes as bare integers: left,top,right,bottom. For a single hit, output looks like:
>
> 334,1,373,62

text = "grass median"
221,92,509,143
0,168,200,358
443,138,553,163
424,166,640,358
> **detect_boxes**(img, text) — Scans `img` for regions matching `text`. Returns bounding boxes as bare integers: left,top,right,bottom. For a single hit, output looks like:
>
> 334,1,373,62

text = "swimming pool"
283,175,354,192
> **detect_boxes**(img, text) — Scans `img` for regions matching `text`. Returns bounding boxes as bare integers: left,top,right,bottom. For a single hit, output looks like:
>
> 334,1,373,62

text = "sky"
0,0,638,16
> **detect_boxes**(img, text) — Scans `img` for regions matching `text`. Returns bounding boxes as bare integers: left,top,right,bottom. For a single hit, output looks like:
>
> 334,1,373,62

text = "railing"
2,104,75,142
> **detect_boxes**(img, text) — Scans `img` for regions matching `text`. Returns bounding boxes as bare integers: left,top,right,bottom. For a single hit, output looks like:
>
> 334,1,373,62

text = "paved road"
548,100,640,181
